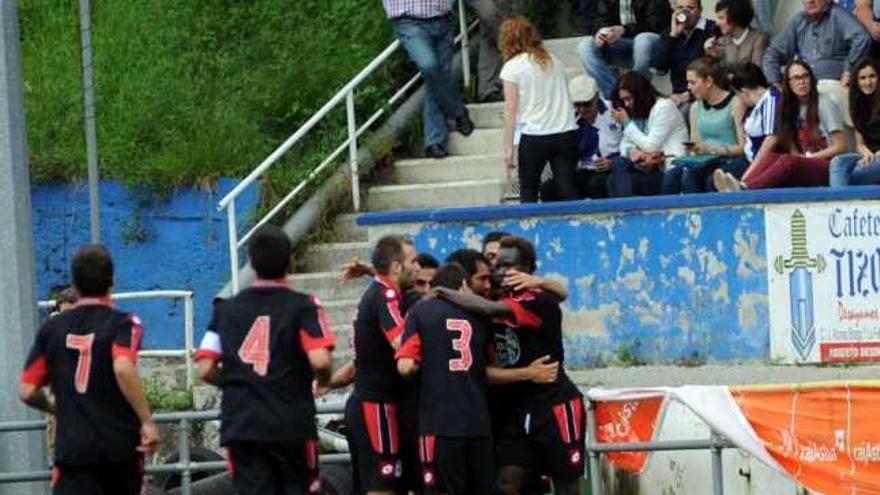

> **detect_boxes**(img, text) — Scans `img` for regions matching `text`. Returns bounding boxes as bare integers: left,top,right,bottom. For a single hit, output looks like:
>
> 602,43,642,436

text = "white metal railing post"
183,293,195,390
345,91,361,212
586,400,603,495
226,201,240,293
457,0,471,91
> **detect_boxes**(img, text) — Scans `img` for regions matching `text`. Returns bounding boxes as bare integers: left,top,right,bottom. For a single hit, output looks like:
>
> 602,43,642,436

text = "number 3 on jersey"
239,316,271,376
447,319,473,371
66,333,96,394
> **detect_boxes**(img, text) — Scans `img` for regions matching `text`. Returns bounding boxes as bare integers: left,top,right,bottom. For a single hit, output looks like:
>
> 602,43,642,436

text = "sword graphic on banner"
774,210,826,361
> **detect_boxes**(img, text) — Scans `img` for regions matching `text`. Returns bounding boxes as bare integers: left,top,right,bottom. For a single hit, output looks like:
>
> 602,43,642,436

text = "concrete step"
448,128,502,156
288,272,369,301
545,36,589,68
393,154,506,184
303,241,371,273
565,65,584,81
467,102,504,129
330,214,367,242
368,179,505,211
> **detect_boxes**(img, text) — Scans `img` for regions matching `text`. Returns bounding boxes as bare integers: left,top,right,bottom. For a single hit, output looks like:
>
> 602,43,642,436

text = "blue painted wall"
31,179,259,350
358,190,880,367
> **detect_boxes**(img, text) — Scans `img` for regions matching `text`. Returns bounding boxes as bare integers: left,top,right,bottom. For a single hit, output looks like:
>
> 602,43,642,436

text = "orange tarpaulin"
732,384,880,495
594,397,665,473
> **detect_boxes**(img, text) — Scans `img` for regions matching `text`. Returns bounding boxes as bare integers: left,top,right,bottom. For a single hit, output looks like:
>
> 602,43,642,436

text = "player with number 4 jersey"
20,245,159,495
195,225,335,495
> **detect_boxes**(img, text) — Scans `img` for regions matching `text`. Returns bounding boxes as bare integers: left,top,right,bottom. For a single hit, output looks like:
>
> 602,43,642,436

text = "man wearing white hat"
541,75,623,200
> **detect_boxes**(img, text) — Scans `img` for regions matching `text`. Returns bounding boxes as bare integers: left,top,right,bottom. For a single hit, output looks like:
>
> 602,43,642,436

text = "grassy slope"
22,0,407,194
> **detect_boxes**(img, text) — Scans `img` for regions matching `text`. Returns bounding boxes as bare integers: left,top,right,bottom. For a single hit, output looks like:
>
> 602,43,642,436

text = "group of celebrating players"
18,224,584,495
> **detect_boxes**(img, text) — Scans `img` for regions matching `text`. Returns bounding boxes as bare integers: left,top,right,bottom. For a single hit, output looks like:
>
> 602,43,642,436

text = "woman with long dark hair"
715,61,848,191
829,58,880,187
499,15,578,203
607,71,689,197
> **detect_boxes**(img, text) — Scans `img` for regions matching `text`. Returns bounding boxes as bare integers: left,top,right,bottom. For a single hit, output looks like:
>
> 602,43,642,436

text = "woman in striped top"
715,62,848,191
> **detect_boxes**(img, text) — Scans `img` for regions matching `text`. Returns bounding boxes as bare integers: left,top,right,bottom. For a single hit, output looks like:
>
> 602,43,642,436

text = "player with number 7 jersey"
20,245,159,495
195,225,335,495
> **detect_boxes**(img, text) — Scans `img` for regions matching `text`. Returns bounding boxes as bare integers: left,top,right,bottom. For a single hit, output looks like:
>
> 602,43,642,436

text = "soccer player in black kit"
20,245,160,495
438,236,585,495
195,225,335,495
396,263,495,495
346,234,421,495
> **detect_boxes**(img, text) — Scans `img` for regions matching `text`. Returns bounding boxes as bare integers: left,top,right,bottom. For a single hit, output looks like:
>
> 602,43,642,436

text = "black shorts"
399,388,423,494
345,395,403,493
420,435,495,495
496,396,586,482
52,457,143,495
226,440,321,495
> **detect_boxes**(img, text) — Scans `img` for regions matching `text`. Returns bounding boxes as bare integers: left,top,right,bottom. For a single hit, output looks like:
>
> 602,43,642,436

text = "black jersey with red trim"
21,299,143,466
195,281,335,444
492,288,579,404
396,299,491,437
352,276,407,402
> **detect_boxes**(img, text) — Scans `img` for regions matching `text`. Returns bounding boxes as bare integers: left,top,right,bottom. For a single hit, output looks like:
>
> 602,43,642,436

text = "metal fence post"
179,418,192,495
345,90,361,212
457,0,472,91
183,293,195,390
711,436,724,495
586,400,603,495
226,201,240,294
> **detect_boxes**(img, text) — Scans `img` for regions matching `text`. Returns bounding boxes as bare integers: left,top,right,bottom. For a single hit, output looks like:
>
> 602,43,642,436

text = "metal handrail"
217,2,476,293
38,289,196,388
0,402,349,494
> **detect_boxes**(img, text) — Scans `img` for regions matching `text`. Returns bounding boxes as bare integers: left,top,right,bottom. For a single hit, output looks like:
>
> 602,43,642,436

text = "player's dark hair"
715,0,754,29
416,253,439,270
71,245,114,296
482,231,510,248
248,225,292,279
499,236,537,274
372,235,406,275
445,249,489,277
430,263,469,290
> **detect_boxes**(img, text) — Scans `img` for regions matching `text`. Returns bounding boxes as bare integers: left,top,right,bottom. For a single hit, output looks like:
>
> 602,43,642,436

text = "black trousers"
518,131,579,203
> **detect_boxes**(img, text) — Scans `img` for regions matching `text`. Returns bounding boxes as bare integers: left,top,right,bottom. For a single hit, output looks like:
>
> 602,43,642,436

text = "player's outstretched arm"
315,360,355,397
339,257,376,283
487,355,559,385
113,357,160,454
503,269,569,301
434,287,513,317
18,383,56,414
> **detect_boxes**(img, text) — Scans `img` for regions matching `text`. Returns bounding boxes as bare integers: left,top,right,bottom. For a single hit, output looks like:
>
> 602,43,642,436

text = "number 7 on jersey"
239,316,271,376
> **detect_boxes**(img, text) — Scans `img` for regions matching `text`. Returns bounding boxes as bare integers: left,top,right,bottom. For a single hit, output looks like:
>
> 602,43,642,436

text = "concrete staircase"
290,37,591,359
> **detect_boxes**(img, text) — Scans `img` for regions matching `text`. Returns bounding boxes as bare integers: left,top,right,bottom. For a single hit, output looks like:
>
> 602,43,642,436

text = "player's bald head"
497,236,537,274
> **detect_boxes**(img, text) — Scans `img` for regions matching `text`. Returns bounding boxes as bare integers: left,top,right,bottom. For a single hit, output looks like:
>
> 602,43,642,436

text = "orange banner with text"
732,384,880,495
595,397,665,473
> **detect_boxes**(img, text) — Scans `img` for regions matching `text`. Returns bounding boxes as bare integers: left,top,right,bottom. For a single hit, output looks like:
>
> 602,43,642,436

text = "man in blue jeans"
577,0,671,99
384,0,475,159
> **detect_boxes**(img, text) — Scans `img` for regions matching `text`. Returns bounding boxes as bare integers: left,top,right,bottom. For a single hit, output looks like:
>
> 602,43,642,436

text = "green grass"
21,0,411,200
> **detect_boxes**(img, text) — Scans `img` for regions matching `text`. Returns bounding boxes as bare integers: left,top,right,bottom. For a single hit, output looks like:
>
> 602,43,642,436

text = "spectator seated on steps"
829,58,880,186
703,0,768,69
606,71,689,198
762,0,870,128
653,0,720,116
541,75,624,201
577,0,671,100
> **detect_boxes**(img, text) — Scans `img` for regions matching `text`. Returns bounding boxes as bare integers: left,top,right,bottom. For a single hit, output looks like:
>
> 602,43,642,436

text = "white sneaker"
724,172,744,192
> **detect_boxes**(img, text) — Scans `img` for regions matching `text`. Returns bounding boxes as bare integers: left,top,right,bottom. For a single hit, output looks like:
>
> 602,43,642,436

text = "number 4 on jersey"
239,316,271,376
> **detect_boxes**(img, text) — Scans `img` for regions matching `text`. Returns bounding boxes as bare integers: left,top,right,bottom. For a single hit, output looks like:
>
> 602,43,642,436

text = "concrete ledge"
448,128,502,156
368,179,505,211
394,154,505,184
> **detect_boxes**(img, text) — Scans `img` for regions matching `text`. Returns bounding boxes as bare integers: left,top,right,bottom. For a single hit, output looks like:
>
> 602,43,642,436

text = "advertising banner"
594,396,665,473
766,203,880,363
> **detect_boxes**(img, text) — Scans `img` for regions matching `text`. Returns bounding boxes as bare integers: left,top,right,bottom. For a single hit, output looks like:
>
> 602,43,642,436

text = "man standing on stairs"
383,0,476,159
345,234,421,495
467,0,518,102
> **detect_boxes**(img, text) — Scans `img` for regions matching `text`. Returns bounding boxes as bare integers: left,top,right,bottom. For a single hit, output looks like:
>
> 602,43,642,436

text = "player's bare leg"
497,465,527,495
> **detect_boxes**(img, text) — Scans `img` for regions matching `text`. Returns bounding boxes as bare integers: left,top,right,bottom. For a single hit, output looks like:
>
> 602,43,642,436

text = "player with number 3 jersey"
195,225,335,495
20,245,159,495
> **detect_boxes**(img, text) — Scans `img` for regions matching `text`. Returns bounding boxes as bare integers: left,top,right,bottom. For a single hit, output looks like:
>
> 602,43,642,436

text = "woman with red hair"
499,15,579,203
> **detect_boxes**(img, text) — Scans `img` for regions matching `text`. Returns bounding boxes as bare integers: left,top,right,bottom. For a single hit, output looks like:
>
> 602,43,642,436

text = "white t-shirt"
500,53,577,136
